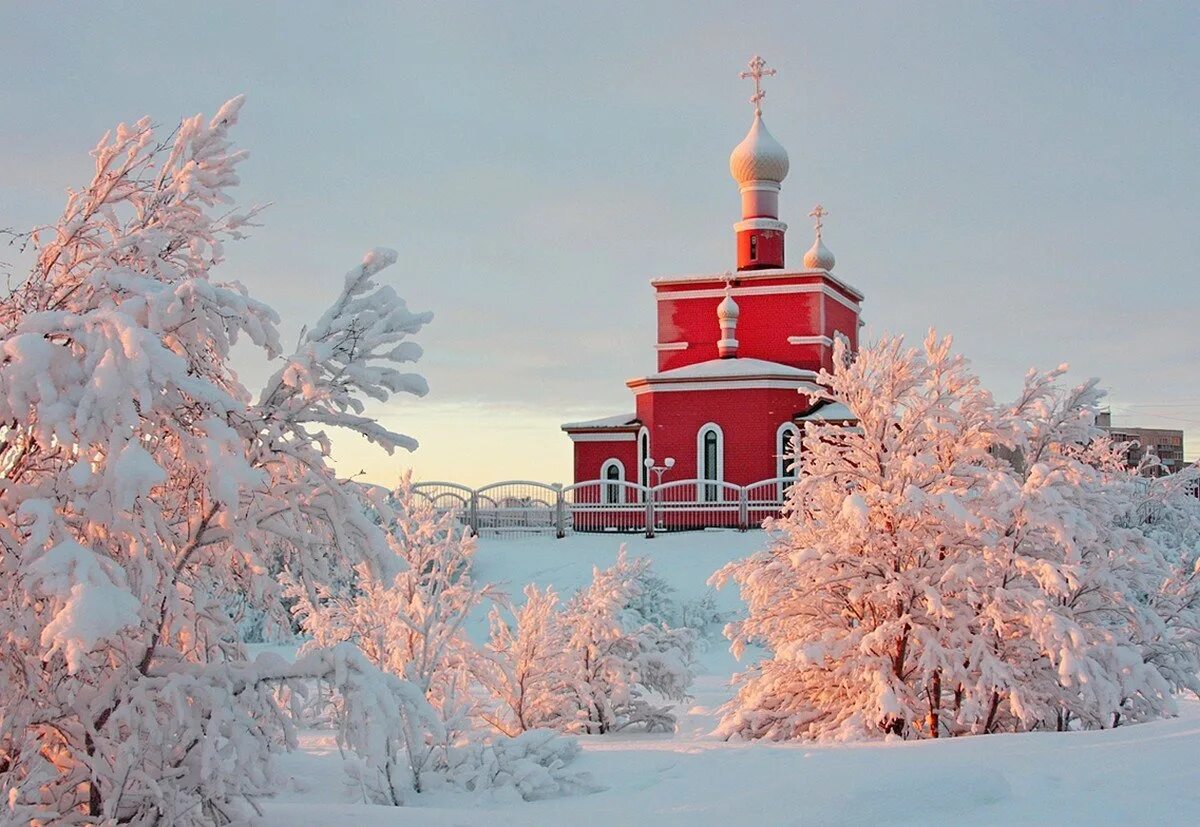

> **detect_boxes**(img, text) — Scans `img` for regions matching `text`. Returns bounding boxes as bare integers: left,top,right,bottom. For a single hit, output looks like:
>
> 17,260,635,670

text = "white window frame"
776,422,800,499
601,458,626,504
695,422,724,501
637,426,650,498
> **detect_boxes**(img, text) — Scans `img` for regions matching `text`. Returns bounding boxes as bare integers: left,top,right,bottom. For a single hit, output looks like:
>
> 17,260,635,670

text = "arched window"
601,458,625,504
696,423,724,502
749,234,758,261
638,427,650,499
776,422,799,499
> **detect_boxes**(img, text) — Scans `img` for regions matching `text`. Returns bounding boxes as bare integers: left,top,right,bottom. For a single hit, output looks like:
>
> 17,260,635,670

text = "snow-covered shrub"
482,584,577,736
713,332,1200,742
444,729,598,802
0,99,434,823
486,551,696,736
291,475,500,784
625,567,728,637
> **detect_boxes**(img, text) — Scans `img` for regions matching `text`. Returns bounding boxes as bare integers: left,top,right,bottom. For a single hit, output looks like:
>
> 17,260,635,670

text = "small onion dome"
804,234,835,271
729,113,790,186
717,291,740,321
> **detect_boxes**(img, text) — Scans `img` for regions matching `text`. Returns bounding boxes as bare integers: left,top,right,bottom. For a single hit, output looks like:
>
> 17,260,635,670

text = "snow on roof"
798,401,857,421
560,413,638,431
649,268,865,301
641,357,816,382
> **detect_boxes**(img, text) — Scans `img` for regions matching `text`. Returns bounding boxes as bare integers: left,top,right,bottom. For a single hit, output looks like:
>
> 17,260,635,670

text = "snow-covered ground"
261,531,1200,826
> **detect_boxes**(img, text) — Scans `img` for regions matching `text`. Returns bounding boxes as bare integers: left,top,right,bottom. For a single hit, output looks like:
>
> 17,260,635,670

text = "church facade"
562,57,863,497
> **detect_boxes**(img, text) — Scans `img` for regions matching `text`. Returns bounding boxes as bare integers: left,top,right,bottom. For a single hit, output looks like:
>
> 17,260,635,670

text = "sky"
3,2,1198,487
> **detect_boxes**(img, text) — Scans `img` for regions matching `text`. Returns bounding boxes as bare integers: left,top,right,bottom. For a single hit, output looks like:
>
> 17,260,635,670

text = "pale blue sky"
3,2,1197,485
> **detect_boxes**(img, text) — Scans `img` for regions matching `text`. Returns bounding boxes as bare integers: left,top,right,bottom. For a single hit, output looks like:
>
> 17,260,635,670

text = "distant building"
1097,411,1187,475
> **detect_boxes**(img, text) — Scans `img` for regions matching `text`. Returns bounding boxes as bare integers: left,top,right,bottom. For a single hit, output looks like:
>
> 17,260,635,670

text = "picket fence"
411,477,796,538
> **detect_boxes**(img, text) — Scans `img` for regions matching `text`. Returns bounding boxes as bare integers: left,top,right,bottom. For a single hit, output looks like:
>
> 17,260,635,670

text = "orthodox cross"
809,204,828,237
739,55,777,116
723,270,734,296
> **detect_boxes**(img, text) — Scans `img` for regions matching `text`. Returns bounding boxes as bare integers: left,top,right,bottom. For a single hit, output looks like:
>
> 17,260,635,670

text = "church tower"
729,56,789,271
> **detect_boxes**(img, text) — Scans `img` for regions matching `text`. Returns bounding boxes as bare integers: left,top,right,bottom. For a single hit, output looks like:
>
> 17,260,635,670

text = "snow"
638,357,816,382
259,531,1200,825
560,413,638,430
797,400,856,421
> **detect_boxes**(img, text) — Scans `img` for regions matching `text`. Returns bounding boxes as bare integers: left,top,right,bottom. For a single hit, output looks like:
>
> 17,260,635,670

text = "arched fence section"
412,477,796,538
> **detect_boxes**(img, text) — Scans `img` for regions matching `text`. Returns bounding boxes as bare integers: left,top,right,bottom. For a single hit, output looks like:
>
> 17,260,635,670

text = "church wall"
636,387,810,486
571,437,638,487
655,278,859,373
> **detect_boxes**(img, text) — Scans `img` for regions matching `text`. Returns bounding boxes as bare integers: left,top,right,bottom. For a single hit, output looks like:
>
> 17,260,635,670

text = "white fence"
412,477,795,538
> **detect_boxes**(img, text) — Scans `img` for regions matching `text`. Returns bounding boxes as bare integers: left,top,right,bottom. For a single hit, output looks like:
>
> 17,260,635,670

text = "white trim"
654,341,689,351
568,432,638,442
628,379,816,396
600,458,626,505
637,426,650,491
734,218,787,232
787,335,833,347
651,268,865,301
655,283,861,312
696,423,725,501
628,376,816,396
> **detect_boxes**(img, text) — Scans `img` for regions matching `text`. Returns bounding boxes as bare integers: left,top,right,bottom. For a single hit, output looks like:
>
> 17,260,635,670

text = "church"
562,57,863,498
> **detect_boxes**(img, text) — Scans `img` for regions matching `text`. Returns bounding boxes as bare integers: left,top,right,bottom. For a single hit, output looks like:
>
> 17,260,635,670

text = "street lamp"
641,456,675,538
643,456,675,486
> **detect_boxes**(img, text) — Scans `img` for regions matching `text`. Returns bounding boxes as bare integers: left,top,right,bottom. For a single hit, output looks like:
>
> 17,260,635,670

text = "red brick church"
562,57,862,497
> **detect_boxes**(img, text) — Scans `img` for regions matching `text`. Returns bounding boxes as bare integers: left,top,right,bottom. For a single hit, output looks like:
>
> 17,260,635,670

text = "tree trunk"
983,690,1001,733
927,670,941,738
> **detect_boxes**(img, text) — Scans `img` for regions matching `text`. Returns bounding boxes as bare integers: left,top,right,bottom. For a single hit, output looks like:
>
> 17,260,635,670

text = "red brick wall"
655,274,860,373
635,387,813,485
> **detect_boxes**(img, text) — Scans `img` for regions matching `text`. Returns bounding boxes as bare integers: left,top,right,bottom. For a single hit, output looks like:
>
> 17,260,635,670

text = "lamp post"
642,457,674,538
643,455,675,486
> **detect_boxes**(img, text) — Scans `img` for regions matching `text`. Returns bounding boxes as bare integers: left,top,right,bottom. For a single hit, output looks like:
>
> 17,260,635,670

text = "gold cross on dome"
739,55,777,116
809,204,828,236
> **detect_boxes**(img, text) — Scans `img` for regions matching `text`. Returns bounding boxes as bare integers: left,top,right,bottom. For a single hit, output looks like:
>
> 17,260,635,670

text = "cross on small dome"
803,204,836,271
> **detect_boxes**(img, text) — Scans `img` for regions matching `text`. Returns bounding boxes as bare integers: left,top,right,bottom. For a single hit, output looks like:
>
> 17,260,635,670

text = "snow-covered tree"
0,98,434,824
714,332,1200,742
482,584,576,736
484,551,695,736
291,475,500,782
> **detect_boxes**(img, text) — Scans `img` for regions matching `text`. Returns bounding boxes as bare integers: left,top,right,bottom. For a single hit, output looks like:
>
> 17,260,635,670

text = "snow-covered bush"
625,567,728,634
444,730,598,802
291,475,502,786
713,332,1200,742
486,551,696,735
0,98,435,824
482,584,577,736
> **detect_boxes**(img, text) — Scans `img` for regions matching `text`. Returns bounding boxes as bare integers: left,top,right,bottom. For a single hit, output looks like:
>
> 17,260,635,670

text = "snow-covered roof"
797,401,857,422
560,413,639,431
639,357,816,383
649,268,864,302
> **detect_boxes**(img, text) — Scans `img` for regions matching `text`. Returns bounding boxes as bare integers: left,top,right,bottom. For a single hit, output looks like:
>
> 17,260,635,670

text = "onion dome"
729,113,790,186
803,204,835,271
803,235,835,271
717,291,740,321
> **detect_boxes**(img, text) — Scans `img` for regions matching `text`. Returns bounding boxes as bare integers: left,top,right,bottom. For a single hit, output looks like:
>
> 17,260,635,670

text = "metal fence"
412,477,795,538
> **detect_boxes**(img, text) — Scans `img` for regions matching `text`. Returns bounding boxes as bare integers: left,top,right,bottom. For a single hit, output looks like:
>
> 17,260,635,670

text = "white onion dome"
717,292,740,321
729,113,790,186
803,234,836,271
